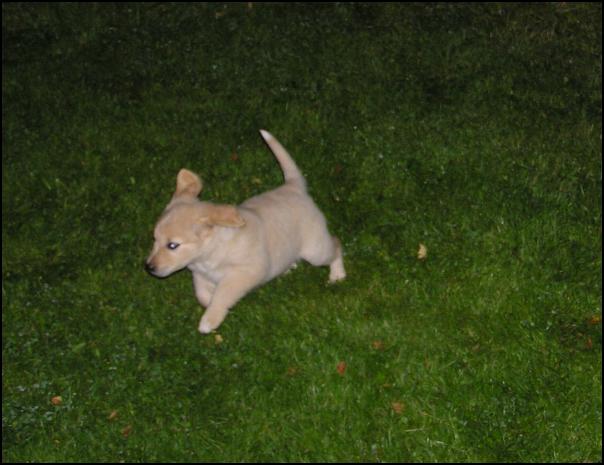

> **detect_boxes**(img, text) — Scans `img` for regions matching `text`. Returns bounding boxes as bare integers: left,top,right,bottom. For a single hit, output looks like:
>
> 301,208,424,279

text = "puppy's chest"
188,260,224,284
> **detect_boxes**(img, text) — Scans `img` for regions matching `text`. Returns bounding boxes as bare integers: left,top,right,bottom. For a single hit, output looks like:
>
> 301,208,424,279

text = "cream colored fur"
145,130,346,334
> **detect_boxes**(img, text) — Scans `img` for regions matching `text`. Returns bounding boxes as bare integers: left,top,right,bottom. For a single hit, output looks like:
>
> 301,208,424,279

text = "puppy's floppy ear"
206,204,246,228
173,169,203,199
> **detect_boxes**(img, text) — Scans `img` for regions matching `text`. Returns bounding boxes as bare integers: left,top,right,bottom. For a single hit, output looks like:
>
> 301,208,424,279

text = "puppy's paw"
198,319,215,334
328,267,346,283
198,312,224,334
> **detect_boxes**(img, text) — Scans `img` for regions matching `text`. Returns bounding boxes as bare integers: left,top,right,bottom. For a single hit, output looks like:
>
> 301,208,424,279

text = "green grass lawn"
2,3,601,462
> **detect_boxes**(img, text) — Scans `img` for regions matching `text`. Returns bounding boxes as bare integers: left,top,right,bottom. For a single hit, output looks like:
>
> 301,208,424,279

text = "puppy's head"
145,169,245,278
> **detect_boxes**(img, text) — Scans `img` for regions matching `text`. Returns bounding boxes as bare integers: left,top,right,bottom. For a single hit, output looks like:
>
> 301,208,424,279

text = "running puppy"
145,130,346,333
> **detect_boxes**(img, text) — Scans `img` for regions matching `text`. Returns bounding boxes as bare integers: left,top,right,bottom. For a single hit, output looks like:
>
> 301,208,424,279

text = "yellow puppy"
146,130,346,334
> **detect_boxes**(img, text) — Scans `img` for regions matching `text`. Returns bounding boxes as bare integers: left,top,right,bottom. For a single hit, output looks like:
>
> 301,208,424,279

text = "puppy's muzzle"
144,261,157,275
145,260,172,278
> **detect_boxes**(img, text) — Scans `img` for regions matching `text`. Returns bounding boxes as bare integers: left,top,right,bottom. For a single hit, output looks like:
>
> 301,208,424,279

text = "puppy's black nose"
145,262,156,274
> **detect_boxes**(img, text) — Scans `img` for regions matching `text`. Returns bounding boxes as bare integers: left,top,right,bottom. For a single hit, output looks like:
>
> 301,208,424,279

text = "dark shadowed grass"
2,3,601,462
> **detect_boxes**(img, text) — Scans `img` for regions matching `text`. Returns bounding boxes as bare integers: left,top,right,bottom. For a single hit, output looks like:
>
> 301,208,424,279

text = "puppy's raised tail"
260,130,307,191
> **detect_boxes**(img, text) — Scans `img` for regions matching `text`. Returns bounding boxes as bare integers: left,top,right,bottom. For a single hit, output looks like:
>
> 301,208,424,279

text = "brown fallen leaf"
121,425,133,438
417,243,428,260
391,401,405,415
371,340,385,350
51,396,62,406
108,410,119,421
336,361,347,376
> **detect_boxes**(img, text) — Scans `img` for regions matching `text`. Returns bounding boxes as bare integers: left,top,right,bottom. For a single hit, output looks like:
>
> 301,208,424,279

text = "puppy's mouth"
144,261,172,278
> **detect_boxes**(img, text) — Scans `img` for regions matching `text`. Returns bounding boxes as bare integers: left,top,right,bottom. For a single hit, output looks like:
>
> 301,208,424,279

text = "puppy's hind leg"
302,235,346,283
328,236,346,283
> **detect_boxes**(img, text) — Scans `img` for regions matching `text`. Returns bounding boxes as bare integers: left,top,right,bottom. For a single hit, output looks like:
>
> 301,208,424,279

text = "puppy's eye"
167,242,180,250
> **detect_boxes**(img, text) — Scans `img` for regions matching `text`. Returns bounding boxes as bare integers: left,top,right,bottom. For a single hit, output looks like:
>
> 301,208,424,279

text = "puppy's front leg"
198,270,262,334
193,272,215,308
